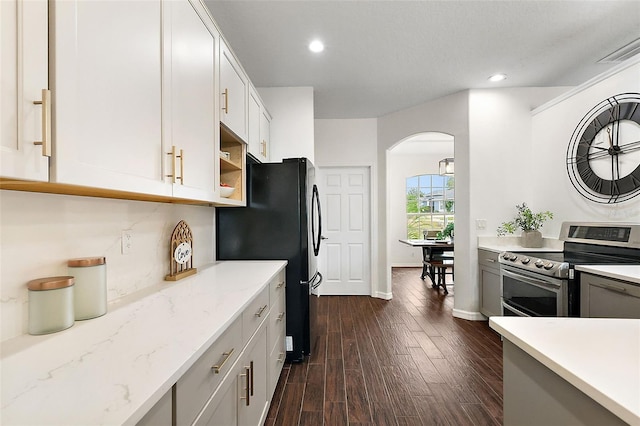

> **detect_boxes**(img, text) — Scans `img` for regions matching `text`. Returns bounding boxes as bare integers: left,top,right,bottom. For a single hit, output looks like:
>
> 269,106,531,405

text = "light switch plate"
476,219,487,230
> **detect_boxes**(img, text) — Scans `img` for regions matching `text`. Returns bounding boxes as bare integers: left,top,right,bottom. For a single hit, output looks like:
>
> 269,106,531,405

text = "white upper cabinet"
164,0,218,202
248,87,261,160
260,106,272,162
50,0,170,197
0,0,49,181
248,85,271,162
219,38,248,142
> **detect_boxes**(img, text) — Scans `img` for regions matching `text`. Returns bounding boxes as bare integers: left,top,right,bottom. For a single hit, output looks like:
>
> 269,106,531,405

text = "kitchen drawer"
478,249,500,269
269,271,286,304
242,286,269,344
267,291,285,352
175,316,242,426
267,330,286,397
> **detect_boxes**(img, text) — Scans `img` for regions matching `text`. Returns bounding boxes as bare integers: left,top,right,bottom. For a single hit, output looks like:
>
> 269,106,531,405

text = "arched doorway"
386,132,454,290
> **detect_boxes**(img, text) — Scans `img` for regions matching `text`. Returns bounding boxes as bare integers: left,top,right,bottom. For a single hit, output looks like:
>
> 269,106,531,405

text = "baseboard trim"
372,291,393,300
453,309,486,321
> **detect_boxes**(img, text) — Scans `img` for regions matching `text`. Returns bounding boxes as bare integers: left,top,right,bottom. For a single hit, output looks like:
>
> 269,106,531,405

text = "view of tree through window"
406,174,454,239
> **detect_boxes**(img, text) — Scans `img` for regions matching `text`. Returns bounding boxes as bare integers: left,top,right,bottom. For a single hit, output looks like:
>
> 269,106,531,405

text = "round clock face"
566,93,640,203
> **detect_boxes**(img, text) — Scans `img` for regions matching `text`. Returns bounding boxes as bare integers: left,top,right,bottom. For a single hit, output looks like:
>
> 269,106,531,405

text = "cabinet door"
51,0,170,197
0,0,49,181
137,387,172,426
247,88,261,160
480,266,501,317
238,324,268,426
164,0,217,202
220,39,247,142
259,108,271,162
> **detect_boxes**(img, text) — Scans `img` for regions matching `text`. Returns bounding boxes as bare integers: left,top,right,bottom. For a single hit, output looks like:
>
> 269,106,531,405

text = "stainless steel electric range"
499,222,640,317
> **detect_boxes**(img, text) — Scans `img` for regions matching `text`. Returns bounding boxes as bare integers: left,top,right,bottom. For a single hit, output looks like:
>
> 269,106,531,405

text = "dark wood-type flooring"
265,267,504,426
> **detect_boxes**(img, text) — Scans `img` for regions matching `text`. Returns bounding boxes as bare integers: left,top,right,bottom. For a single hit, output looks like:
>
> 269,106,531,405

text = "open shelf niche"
219,124,246,202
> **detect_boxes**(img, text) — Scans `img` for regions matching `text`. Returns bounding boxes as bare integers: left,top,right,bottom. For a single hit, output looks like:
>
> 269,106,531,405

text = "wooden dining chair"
425,253,454,294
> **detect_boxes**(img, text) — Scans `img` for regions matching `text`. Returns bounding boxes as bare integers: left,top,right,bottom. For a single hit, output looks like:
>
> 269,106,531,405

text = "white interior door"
318,166,371,295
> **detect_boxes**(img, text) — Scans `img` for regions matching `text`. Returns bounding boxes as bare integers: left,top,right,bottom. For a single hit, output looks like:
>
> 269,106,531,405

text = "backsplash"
0,190,215,342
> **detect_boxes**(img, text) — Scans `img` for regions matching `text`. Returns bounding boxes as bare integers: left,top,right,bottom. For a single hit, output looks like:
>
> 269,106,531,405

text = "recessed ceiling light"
309,40,324,53
488,73,507,82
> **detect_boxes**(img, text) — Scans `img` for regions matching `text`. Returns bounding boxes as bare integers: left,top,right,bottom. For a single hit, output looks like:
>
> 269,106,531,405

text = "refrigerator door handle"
311,184,322,256
311,272,323,290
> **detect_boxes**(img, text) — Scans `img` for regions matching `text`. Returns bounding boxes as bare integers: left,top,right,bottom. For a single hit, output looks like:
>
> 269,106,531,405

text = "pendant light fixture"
439,158,454,176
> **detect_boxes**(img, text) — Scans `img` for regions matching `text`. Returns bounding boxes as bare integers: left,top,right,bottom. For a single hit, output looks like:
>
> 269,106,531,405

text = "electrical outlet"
476,219,487,230
121,230,132,255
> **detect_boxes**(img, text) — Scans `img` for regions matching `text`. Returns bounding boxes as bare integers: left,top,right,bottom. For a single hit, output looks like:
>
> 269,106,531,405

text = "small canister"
27,276,75,335
68,257,107,320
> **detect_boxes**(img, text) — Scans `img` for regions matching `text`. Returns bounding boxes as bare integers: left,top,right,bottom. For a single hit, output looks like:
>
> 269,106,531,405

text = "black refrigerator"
216,157,323,362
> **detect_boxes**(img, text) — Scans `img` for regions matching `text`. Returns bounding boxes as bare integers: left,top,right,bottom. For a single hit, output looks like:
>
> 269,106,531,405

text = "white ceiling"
204,1,640,120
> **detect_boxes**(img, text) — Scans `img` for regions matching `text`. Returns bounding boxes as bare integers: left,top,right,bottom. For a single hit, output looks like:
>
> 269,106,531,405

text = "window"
406,174,454,239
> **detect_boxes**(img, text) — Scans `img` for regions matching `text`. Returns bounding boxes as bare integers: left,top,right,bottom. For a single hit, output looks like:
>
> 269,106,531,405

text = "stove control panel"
499,252,569,278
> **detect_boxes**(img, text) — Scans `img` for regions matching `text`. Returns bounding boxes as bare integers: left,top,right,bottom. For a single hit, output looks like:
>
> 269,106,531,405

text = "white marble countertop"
489,317,640,425
1,260,287,426
477,236,564,253
576,264,640,285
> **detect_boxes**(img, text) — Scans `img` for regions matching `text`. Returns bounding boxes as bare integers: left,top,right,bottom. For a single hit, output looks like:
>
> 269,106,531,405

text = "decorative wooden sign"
165,220,197,281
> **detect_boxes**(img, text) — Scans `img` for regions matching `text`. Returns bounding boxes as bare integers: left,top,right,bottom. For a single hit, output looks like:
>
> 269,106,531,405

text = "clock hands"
586,139,640,161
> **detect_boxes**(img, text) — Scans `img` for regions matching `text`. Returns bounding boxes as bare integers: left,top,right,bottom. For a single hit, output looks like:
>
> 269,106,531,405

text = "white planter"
521,230,543,248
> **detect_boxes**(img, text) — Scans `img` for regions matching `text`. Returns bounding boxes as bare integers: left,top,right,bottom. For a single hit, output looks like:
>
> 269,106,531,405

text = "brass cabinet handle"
277,352,285,363
222,88,229,113
179,148,184,184
276,281,285,289
276,312,285,321
240,366,250,406
255,304,268,317
166,146,183,183
211,348,235,374
33,89,51,157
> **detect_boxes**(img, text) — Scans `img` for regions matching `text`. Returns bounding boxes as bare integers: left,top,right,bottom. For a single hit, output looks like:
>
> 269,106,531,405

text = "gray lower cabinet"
137,387,173,426
138,268,286,426
580,273,640,319
479,249,501,317
503,340,627,425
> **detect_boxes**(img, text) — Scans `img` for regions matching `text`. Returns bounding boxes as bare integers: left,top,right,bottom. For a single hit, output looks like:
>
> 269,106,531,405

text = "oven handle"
501,300,531,317
501,268,562,292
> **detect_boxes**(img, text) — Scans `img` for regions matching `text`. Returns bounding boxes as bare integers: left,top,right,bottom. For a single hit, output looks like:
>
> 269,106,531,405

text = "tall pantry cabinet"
0,0,49,182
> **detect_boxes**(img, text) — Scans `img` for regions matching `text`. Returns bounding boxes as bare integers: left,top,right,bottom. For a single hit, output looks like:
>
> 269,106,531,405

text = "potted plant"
497,203,553,248
437,222,454,241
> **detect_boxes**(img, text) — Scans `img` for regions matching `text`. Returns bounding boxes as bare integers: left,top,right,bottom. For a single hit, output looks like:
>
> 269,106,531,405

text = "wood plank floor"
265,267,504,426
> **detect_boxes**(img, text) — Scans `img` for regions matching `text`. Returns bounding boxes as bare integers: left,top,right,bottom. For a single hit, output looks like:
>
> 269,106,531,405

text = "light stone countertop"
576,264,640,285
477,236,564,253
489,317,640,425
1,260,287,426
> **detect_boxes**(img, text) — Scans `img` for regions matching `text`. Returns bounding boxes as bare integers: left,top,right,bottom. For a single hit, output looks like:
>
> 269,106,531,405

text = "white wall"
257,87,315,162
314,118,379,293
0,190,215,342
531,60,640,231
388,142,454,267
378,91,470,301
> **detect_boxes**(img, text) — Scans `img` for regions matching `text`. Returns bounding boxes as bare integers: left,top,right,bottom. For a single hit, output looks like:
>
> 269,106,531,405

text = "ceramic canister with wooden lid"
27,276,75,335
68,257,107,320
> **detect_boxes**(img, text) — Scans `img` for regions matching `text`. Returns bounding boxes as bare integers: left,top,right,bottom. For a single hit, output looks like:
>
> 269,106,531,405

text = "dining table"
399,239,455,284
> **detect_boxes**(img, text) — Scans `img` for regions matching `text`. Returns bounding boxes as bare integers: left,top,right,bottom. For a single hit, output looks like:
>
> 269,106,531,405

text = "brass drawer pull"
255,304,268,317
166,146,183,184
211,348,234,374
240,365,250,406
222,88,229,113
277,352,285,363
276,281,285,289
33,89,51,157
276,312,285,321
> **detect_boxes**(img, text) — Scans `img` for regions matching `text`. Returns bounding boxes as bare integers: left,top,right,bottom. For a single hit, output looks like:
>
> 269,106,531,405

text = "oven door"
501,266,567,317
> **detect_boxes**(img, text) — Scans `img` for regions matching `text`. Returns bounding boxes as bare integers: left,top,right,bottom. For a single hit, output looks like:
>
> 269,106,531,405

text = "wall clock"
566,92,640,204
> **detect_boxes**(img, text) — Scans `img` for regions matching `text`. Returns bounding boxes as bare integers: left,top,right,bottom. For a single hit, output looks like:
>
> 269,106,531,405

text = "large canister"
27,276,75,335
68,257,107,320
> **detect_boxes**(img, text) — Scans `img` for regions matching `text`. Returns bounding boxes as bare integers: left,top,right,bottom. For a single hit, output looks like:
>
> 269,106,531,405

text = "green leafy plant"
497,203,553,236
437,222,454,240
